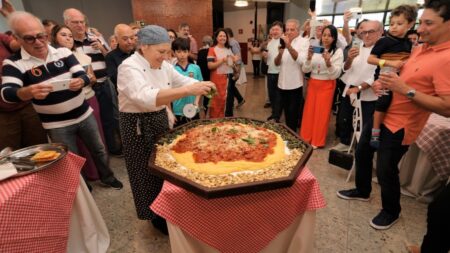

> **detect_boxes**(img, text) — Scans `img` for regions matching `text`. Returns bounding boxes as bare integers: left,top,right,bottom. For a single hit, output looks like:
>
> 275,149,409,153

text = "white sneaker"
331,143,351,152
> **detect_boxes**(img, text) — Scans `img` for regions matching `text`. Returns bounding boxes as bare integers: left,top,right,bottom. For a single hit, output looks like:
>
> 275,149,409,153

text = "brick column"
131,0,213,47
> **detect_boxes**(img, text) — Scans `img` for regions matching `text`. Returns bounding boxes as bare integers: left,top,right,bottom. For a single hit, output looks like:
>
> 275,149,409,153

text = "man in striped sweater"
0,11,122,190
64,8,123,156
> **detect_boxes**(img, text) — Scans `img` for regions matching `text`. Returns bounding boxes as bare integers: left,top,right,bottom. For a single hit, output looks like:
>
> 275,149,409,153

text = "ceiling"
221,0,268,12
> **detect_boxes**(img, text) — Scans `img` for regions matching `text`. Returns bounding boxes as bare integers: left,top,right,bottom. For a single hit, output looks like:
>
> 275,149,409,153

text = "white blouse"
302,48,343,80
117,52,197,113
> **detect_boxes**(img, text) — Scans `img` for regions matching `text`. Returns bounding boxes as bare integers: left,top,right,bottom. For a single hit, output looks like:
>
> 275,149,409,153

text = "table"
151,167,325,253
0,152,110,253
400,114,450,203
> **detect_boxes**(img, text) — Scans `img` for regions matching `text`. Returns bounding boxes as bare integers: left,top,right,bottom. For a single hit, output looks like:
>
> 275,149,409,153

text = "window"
361,0,389,12
335,0,359,14
333,15,357,28
389,0,419,9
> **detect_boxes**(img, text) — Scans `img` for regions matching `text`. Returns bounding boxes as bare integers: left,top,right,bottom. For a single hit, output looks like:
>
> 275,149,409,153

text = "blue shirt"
172,63,203,116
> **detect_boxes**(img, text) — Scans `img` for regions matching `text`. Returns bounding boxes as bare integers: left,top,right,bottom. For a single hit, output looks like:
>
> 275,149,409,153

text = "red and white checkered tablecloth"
0,152,85,253
415,114,450,180
151,167,326,253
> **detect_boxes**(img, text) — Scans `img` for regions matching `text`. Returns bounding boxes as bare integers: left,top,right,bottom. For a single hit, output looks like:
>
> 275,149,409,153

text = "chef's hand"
187,81,215,96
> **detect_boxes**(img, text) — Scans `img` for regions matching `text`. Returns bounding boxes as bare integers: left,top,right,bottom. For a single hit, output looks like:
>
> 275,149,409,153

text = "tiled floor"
90,75,428,253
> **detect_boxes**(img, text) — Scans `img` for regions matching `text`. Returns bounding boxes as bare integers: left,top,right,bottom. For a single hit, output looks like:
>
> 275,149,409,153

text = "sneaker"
331,143,351,152
370,210,399,230
101,178,123,190
336,188,370,201
263,102,271,108
236,99,246,109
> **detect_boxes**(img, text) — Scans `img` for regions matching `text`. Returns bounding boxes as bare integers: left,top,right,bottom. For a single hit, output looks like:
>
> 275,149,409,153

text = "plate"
0,143,68,181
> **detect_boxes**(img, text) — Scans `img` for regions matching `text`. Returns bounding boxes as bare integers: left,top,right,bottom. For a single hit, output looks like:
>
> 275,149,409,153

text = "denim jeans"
47,113,115,183
92,81,122,154
225,74,243,117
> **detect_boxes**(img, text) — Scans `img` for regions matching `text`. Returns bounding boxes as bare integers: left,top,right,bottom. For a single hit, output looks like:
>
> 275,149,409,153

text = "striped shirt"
0,45,91,129
74,33,108,82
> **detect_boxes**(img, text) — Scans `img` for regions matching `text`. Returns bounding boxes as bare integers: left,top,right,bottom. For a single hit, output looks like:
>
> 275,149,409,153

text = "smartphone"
349,7,363,20
50,79,71,92
279,38,286,49
313,46,325,54
352,39,361,48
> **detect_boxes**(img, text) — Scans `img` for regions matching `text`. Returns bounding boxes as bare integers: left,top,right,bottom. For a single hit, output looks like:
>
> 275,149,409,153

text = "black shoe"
151,217,168,235
86,182,93,192
336,189,370,201
267,116,280,123
101,178,123,190
370,210,399,230
236,99,246,109
263,103,271,108
110,152,124,158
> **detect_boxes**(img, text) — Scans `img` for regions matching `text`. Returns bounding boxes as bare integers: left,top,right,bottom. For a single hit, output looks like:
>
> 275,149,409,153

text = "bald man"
105,24,135,88
63,8,123,156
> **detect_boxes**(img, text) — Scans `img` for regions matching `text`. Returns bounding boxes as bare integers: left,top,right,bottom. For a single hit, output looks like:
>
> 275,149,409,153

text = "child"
367,4,417,148
171,37,203,127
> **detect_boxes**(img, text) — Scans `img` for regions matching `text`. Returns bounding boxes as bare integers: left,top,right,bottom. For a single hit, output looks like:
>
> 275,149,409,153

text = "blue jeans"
47,113,115,183
92,81,122,154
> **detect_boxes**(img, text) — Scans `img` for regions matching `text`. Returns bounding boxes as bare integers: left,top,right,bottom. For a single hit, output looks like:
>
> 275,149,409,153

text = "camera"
279,38,286,49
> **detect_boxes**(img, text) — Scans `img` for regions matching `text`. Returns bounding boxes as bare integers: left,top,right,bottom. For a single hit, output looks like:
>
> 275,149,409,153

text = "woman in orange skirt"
207,28,238,118
301,25,344,149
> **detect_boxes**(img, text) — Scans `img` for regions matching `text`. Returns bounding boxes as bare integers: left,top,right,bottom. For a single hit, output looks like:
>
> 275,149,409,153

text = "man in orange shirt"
338,0,450,235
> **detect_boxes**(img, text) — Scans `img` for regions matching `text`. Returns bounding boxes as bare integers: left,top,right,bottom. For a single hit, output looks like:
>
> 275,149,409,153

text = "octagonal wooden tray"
148,118,313,199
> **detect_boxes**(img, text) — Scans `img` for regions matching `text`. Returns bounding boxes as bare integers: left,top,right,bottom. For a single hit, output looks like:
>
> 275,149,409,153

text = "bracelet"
378,59,386,68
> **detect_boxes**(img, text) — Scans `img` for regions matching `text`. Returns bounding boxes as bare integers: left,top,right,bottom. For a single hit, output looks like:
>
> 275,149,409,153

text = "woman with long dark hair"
207,28,239,118
300,25,343,149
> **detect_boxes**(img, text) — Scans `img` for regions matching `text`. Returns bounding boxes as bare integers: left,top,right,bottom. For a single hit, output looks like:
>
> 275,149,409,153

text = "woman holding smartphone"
301,25,343,149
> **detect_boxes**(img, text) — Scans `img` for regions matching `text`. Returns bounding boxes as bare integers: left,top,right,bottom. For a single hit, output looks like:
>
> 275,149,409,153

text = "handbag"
328,149,354,170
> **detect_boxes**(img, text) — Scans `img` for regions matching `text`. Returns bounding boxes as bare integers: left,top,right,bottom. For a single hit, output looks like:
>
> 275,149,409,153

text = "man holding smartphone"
332,20,383,152
1,11,123,190
274,19,309,131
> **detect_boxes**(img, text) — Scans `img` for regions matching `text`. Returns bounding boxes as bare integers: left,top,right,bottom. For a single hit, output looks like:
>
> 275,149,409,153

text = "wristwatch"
406,89,416,99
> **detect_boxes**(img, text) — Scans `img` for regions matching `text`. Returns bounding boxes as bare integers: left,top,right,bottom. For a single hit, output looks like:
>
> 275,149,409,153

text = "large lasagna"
154,119,307,188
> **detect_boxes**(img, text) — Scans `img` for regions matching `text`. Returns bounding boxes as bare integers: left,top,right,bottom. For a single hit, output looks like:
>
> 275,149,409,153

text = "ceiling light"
235,0,249,7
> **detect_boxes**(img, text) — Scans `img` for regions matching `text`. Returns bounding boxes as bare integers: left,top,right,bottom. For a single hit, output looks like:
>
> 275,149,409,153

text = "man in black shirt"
105,24,135,89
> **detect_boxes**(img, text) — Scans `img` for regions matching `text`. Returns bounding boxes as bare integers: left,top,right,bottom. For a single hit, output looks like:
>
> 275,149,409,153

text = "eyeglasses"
360,30,377,36
70,20,85,25
20,32,48,44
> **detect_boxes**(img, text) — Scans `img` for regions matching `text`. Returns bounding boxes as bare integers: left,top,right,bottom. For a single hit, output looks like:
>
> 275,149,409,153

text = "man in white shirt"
274,19,309,131
332,21,384,151
263,21,283,120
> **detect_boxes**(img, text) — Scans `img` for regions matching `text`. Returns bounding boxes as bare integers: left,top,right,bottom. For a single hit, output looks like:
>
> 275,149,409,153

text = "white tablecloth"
67,178,110,253
167,211,316,253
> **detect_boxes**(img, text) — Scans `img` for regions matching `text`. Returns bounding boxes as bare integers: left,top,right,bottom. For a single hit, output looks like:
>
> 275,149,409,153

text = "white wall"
224,7,267,73
0,0,25,32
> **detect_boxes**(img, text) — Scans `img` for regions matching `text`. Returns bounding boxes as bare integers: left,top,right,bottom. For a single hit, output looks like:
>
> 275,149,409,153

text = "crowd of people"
0,0,449,252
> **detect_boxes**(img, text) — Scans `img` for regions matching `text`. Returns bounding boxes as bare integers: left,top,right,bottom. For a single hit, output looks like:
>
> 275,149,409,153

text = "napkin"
0,162,18,181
